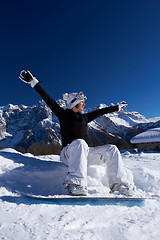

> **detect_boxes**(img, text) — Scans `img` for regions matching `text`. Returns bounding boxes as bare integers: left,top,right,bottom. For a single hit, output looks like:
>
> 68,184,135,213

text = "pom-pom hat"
63,92,87,109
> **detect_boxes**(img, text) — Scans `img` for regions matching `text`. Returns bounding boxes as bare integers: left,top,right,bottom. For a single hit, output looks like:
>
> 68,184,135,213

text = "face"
72,100,85,112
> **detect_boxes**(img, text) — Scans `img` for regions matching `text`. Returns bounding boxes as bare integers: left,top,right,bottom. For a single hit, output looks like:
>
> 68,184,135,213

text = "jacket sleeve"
34,83,64,118
84,105,119,123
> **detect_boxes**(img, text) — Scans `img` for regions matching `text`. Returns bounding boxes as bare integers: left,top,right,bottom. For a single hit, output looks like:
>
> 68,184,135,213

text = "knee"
109,145,118,152
72,139,88,150
106,144,119,155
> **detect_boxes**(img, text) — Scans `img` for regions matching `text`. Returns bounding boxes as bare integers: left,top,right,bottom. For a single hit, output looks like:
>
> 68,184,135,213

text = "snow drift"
0,148,160,239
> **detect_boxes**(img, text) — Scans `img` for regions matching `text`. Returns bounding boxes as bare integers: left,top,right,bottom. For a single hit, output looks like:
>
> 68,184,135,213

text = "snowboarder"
19,70,135,196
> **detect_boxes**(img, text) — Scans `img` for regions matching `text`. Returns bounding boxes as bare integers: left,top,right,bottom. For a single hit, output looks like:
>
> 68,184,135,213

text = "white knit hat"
63,92,87,109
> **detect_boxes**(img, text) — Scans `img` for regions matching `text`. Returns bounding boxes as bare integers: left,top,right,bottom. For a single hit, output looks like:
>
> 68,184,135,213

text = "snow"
105,111,149,128
130,127,160,143
0,148,160,239
148,117,160,122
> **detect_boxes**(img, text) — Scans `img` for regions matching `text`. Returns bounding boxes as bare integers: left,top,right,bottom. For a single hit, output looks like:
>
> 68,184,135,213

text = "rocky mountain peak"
0,101,160,154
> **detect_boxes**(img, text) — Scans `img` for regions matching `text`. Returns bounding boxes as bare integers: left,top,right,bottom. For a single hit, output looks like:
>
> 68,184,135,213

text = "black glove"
19,70,39,87
118,101,128,111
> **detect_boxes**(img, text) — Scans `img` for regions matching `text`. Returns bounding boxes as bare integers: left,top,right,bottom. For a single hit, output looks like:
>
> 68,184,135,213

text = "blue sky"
1,0,160,118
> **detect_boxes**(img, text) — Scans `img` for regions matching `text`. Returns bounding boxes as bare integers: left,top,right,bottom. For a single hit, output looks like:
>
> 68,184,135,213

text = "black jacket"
34,84,119,148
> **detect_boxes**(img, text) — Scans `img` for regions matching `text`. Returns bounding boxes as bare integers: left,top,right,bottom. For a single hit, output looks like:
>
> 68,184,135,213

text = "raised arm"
19,70,63,117
85,101,127,123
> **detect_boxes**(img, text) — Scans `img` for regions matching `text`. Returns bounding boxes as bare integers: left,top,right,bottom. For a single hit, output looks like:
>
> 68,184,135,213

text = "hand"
19,70,34,83
19,70,39,88
118,101,128,111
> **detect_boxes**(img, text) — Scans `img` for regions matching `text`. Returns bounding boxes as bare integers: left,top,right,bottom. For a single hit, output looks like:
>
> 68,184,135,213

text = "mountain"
0,101,160,154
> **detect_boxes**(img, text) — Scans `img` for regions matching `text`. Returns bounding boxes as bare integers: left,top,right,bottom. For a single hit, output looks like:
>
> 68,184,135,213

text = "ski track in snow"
0,148,160,240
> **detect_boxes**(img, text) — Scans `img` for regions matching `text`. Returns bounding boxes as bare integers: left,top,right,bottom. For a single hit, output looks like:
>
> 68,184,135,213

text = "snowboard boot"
67,184,88,196
110,183,134,196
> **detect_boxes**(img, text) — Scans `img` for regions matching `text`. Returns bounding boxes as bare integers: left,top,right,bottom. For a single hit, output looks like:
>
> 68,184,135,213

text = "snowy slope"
130,127,160,143
0,148,160,239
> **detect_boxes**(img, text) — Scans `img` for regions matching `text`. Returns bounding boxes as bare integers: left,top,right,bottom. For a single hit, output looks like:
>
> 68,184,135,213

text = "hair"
75,103,79,108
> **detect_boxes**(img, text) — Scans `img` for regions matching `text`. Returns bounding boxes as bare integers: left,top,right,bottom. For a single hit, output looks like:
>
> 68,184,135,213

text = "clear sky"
1,0,160,118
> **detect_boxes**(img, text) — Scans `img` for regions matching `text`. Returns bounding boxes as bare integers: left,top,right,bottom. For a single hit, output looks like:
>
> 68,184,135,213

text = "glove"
19,70,39,88
118,101,128,111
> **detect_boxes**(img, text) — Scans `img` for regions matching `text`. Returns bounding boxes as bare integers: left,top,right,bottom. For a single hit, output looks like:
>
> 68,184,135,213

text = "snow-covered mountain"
0,101,160,154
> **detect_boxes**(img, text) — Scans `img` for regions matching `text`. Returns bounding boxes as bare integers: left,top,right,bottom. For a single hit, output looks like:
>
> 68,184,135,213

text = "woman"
19,70,135,196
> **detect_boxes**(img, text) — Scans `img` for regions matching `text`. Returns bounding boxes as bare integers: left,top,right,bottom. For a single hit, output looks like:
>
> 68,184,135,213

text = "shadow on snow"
0,150,68,196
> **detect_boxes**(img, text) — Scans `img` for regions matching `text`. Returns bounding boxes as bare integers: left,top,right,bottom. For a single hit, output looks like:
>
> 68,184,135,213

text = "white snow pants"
60,139,134,189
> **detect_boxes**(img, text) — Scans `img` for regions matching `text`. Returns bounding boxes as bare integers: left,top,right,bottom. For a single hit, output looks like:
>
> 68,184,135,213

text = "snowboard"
16,190,156,207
